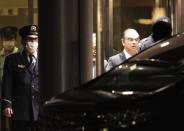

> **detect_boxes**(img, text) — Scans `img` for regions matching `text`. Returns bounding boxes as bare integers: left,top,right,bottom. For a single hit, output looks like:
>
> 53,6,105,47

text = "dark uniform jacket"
137,35,155,53
105,51,126,71
1,50,39,121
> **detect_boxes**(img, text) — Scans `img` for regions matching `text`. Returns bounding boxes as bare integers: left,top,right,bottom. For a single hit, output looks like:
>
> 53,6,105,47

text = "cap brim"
27,35,38,38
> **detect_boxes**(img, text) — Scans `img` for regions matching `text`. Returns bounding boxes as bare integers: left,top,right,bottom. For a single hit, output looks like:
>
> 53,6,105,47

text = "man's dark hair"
1,26,18,40
152,16,172,41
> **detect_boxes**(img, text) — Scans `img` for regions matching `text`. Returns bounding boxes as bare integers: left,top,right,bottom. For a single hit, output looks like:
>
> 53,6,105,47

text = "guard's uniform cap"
19,24,38,38
1,26,18,40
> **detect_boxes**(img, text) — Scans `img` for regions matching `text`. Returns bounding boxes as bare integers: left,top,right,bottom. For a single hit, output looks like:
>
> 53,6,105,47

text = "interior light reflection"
160,42,169,48
122,91,133,95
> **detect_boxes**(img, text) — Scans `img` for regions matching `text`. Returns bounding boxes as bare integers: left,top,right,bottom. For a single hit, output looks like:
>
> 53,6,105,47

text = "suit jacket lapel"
119,51,126,63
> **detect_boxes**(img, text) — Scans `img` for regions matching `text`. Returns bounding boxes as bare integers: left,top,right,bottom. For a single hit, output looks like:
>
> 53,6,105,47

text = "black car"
38,32,184,131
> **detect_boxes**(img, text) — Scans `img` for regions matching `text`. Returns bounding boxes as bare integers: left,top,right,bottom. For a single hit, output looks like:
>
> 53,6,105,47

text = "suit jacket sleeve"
105,57,114,71
137,36,154,53
1,55,13,109
105,52,126,72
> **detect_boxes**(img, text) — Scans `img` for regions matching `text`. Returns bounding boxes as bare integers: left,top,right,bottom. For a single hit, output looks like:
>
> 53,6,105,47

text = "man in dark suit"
137,16,172,53
106,28,140,71
1,24,39,131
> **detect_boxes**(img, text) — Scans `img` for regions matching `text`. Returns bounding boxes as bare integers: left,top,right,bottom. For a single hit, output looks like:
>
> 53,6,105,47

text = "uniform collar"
25,51,38,59
0,47,19,56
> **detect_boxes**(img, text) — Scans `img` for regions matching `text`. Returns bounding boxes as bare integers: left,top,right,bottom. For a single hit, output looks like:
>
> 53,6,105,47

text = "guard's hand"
3,108,13,118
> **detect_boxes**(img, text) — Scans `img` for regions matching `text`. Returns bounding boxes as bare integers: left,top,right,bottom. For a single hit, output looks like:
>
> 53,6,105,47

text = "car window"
82,63,180,92
150,46,184,62
131,34,184,63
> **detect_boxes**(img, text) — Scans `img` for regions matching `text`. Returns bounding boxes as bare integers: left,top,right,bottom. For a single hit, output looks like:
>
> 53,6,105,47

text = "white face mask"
25,42,38,53
3,41,15,50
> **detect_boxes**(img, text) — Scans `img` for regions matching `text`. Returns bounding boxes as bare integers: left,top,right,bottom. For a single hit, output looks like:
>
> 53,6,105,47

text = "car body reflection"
38,32,184,130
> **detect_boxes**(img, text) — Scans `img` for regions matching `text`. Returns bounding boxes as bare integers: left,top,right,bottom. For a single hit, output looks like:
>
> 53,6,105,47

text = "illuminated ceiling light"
135,19,152,25
136,8,166,25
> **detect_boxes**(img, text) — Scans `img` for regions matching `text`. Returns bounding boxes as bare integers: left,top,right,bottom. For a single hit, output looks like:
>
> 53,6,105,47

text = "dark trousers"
11,120,37,131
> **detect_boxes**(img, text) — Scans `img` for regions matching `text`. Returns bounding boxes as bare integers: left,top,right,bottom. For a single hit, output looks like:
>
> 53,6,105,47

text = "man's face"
23,37,38,54
122,29,140,55
92,33,96,60
2,38,16,51
92,43,96,60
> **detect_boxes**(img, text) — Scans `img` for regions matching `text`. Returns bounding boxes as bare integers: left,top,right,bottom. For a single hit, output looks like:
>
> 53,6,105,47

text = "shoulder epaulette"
2,99,12,104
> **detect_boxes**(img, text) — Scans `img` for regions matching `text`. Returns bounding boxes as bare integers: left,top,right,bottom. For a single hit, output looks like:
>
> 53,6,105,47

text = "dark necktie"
29,55,35,71
29,55,33,64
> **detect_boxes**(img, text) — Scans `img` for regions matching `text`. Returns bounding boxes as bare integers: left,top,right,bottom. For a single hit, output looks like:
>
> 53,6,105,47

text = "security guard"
0,26,19,80
1,24,39,131
0,26,19,131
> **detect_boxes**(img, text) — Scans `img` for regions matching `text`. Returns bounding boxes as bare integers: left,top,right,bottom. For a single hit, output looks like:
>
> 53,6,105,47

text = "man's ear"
21,39,26,46
121,39,125,46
